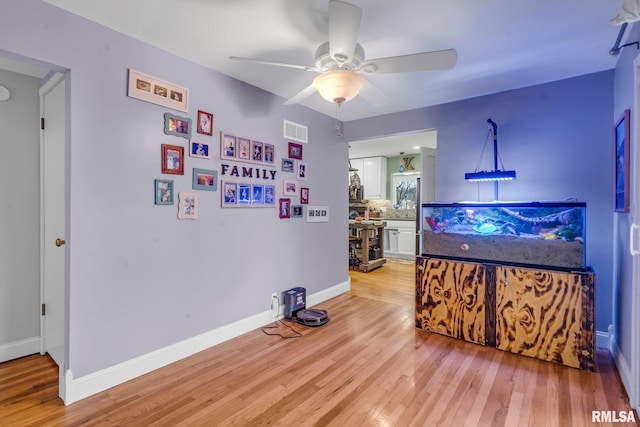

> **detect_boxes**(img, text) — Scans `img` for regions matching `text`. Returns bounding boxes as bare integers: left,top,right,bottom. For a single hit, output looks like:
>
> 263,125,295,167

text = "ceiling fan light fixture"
313,70,365,104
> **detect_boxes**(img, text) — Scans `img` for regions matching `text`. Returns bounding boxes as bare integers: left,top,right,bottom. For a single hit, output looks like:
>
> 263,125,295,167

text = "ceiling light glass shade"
313,70,365,104
464,170,516,182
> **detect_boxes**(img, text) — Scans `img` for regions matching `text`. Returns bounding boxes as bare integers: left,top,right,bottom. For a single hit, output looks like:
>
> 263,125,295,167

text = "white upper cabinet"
349,157,387,200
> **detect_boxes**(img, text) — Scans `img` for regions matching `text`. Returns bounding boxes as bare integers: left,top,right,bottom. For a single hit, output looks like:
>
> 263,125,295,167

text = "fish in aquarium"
424,206,583,242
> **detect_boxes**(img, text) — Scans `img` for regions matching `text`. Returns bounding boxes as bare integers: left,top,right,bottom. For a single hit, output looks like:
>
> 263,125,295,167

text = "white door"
40,73,65,369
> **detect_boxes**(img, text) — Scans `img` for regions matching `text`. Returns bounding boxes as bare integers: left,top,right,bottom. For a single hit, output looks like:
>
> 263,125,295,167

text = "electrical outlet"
270,292,279,317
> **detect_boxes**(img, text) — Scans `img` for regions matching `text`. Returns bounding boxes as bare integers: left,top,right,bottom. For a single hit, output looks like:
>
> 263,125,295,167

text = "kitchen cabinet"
385,220,416,258
349,157,387,200
416,256,595,370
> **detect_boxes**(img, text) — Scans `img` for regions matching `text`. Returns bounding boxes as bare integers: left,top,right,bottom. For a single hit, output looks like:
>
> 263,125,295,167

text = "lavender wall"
0,0,348,378
345,71,615,333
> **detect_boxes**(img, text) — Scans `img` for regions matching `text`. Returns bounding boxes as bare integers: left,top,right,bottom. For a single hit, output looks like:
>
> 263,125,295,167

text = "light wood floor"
1,260,637,426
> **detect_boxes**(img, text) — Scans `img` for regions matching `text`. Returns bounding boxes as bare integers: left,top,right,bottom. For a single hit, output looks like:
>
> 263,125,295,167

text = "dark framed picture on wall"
279,198,291,218
197,110,213,135
615,109,630,213
161,144,184,175
154,179,174,205
288,142,303,160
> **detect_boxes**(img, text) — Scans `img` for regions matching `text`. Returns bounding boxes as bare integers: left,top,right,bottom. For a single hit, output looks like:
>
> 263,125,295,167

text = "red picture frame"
300,187,309,204
279,198,291,218
288,142,303,160
161,144,184,175
197,110,213,136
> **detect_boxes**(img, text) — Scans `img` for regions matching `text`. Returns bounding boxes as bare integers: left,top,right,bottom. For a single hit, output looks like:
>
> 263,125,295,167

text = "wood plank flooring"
1,260,637,426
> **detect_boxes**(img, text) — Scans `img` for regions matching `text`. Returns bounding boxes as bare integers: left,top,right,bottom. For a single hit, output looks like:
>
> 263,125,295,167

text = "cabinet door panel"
397,230,416,255
416,257,485,345
495,267,588,369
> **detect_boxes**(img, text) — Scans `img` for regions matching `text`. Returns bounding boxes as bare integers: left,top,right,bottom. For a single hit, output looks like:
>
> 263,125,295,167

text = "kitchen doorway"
348,130,436,266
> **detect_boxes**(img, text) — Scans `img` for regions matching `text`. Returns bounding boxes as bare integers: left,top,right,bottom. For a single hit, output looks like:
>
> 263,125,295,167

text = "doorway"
347,130,436,262
0,57,67,401
629,56,640,412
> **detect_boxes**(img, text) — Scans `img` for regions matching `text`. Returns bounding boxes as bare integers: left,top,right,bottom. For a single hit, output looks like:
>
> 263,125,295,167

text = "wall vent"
284,120,308,143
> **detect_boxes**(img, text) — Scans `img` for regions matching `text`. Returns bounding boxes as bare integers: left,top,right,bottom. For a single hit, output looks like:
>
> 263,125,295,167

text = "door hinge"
41,117,45,130
41,303,46,316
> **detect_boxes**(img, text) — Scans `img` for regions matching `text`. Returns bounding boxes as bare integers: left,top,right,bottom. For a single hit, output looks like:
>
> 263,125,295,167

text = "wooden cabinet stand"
349,221,386,272
416,256,595,370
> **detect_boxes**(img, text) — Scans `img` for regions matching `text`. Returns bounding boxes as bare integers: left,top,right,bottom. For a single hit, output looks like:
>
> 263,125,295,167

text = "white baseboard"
596,329,611,350
0,337,40,363
611,334,634,407
63,280,350,405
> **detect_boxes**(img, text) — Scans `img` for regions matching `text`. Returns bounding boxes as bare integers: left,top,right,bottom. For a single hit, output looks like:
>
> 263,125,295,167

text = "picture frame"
251,140,264,163
251,184,264,205
189,140,211,159
283,180,298,196
221,132,237,160
192,168,217,191
222,181,238,207
154,179,174,205
297,161,307,181
306,205,329,223
292,205,304,218
221,181,276,208
300,187,309,204
164,112,192,139
615,109,630,213
288,142,303,160
282,158,294,173
237,137,251,161
264,185,275,206
197,110,213,136
177,192,198,220
238,183,251,205
161,144,184,175
279,198,291,218
127,69,189,112
264,143,275,165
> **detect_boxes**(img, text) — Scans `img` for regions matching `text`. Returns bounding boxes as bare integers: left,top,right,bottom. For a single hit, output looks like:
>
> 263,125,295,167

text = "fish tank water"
422,201,586,269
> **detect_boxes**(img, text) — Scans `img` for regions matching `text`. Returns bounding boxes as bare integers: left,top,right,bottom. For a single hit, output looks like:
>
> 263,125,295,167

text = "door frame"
630,55,640,412
38,71,67,399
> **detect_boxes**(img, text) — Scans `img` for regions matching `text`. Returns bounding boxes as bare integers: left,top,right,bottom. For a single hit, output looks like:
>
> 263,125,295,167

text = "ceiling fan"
229,0,457,106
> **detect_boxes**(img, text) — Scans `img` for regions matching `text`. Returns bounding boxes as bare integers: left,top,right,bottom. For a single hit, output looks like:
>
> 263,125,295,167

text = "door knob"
55,238,65,247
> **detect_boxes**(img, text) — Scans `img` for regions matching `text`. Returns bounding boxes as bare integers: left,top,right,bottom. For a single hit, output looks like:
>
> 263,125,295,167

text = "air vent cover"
284,120,308,143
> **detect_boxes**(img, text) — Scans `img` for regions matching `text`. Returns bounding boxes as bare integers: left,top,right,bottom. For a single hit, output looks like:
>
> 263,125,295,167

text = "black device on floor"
284,287,307,319
283,287,330,327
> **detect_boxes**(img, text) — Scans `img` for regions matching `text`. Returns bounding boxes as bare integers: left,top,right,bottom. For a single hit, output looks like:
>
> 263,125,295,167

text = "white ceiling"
41,0,626,124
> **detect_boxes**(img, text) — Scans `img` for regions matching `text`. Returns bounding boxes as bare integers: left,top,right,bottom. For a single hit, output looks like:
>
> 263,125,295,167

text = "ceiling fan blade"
229,56,319,72
283,84,317,105
358,79,392,108
328,0,363,64
362,49,457,74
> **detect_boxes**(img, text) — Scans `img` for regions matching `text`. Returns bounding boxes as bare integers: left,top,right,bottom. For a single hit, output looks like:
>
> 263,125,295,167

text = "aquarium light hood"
465,170,516,182
465,118,516,199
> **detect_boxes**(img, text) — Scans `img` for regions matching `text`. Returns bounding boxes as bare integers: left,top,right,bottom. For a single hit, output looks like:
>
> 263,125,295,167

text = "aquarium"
422,201,586,269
